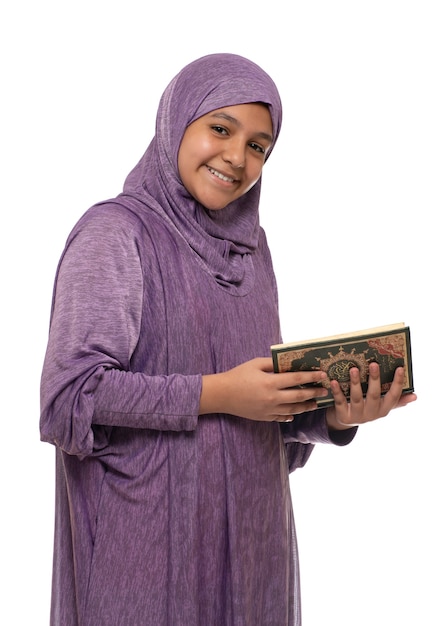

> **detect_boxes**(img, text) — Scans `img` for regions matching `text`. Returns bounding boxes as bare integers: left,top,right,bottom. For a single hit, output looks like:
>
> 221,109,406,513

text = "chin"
198,197,232,211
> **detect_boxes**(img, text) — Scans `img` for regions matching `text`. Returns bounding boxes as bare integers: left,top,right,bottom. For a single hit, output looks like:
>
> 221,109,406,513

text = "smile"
207,166,236,183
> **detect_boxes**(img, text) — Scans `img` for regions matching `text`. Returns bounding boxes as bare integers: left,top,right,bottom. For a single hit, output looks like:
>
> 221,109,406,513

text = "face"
177,103,273,211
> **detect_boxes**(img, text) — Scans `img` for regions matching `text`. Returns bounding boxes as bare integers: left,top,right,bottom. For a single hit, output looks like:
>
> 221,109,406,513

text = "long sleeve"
281,409,357,472
40,207,201,459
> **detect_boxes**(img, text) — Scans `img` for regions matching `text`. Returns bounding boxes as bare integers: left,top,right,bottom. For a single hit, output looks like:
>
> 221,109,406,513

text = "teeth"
208,167,234,183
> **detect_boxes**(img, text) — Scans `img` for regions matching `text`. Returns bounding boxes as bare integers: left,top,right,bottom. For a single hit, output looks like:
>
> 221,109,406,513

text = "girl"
40,53,415,626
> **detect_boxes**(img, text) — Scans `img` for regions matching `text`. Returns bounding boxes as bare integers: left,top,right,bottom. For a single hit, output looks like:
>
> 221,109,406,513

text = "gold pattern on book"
316,347,369,394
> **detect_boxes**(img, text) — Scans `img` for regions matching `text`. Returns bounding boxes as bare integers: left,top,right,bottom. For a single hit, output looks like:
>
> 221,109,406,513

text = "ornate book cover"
271,323,414,408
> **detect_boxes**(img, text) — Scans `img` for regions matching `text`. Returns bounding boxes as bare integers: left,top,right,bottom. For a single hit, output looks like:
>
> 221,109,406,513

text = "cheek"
179,145,206,185
182,130,214,162
244,161,264,190
191,136,214,162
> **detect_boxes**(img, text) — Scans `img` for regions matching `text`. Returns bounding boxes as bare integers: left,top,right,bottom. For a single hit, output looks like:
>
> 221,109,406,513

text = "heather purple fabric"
40,53,355,626
123,52,282,296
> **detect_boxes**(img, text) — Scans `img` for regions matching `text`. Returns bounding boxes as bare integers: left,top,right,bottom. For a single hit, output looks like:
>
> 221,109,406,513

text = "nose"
222,138,246,169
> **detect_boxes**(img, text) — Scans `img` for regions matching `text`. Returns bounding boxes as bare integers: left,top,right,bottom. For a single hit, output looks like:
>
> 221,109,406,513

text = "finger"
348,366,366,410
275,398,320,418
257,357,275,373
362,362,383,414
378,366,406,414
291,400,319,415
330,372,366,426
330,379,350,422
394,392,417,408
280,385,329,404
365,362,382,400
350,362,387,423
275,369,328,390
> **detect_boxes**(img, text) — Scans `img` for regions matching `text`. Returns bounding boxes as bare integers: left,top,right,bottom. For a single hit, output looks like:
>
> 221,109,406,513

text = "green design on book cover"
274,329,412,406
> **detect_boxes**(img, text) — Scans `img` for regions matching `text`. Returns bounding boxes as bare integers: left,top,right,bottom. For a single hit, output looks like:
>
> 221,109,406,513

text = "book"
271,323,414,407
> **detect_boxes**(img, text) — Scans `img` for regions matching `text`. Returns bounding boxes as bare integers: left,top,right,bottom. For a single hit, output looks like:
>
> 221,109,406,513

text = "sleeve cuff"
328,425,358,446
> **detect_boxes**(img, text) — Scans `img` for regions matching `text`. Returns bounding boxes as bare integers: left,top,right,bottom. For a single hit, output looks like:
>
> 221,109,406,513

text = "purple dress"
40,54,355,626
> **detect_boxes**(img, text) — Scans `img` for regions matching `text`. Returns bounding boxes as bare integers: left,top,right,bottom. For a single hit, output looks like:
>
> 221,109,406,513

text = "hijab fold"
117,53,283,295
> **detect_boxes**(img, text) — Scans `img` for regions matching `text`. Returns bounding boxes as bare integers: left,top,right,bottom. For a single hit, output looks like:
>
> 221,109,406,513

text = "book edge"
271,322,407,352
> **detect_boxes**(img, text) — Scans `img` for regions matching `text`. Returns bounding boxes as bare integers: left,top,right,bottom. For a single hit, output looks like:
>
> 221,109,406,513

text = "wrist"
325,407,354,431
199,372,229,415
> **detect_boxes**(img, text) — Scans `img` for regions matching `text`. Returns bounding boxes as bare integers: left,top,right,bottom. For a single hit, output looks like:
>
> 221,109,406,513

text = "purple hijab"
119,53,283,294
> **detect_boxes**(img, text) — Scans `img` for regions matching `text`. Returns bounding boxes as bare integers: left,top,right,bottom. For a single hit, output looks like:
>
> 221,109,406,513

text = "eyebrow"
210,112,273,144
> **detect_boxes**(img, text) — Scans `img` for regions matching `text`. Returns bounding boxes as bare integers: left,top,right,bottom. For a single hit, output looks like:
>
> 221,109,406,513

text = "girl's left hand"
326,362,417,431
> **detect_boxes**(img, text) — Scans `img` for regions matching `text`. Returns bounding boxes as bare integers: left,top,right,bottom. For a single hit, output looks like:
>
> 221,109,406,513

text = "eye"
211,125,229,136
249,142,266,154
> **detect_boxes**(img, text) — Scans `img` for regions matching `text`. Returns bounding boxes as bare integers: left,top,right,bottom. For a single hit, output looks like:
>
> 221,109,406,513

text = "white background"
1,1,445,624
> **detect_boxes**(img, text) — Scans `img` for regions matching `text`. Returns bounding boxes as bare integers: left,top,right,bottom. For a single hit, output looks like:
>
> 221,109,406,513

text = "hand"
200,357,330,422
326,362,417,430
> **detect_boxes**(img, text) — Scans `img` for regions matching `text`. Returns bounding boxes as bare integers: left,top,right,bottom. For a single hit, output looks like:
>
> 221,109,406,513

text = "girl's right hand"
199,357,329,422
